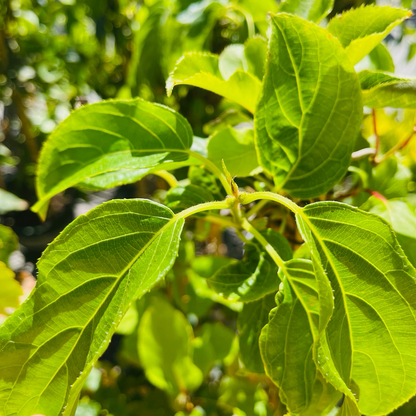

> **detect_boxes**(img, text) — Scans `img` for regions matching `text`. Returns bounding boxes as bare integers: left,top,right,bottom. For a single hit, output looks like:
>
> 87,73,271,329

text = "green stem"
241,218,285,270
245,199,268,218
175,199,234,221
204,214,238,229
239,191,301,214
152,170,178,188
188,150,233,196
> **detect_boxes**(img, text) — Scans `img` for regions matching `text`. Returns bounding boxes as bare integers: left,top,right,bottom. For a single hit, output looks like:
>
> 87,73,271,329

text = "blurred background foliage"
1,0,416,415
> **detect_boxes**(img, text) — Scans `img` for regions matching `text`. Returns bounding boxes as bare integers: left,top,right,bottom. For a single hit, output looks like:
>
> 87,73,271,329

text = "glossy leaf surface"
0,199,184,416
33,98,193,218
255,13,362,198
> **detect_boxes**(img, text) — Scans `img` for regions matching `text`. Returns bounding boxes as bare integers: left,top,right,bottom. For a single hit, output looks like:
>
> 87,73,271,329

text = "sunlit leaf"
0,199,184,415
297,201,416,415
327,6,411,65
166,52,262,113
33,98,194,219
255,13,362,198
0,224,19,266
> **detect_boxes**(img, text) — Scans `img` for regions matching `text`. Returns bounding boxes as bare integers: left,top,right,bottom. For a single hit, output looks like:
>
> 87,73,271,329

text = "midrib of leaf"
36,148,194,204
2,211,182,415
297,211,355,392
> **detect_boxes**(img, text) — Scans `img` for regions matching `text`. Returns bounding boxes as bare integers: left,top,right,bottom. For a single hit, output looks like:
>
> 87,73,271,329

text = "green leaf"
279,0,333,23
244,36,267,81
166,52,262,113
0,199,184,415
208,229,292,302
371,158,411,199
193,322,235,376
33,98,193,218
0,262,22,314
138,296,203,396
327,5,411,65
0,224,19,266
366,198,416,267
203,109,252,135
297,201,416,415
359,70,416,108
207,126,259,177
165,184,214,213
260,259,339,413
255,13,362,198
237,292,275,373
0,189,28,215
368,43,395,73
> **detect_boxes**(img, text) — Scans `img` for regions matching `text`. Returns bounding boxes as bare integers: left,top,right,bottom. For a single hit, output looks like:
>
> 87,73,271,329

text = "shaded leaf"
244,36,267,80
359,70,416,108
207,126,259,177
208,229,292,302
166,52,262,113
193,322,235,376
0,199,184,415
33,98,193,218
255,13,362,198
238,292,275,373
327,6,411,65
165,184,214,213
368,43,395,73
138,296,203,396
0,224,19,266
280,0,333,23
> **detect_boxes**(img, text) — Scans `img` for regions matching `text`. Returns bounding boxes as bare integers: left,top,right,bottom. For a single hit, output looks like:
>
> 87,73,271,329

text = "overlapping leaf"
327,5,411,65
255,13,362,198
0,199,184,416
207,126,259,177
33,98,194,219
359,70,416,108
166,51,262,113
138,296,203,396
279,0,333,23
260,259,340,413
238,292,275,373
0,224,18,266
208,229,291,302
296,201,416,415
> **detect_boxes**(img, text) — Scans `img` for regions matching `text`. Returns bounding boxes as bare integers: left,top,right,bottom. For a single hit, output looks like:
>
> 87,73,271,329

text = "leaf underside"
0,199,184,416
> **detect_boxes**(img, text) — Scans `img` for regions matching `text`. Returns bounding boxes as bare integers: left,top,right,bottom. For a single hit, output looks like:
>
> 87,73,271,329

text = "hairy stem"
188,150,233,195
239,191,301,214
